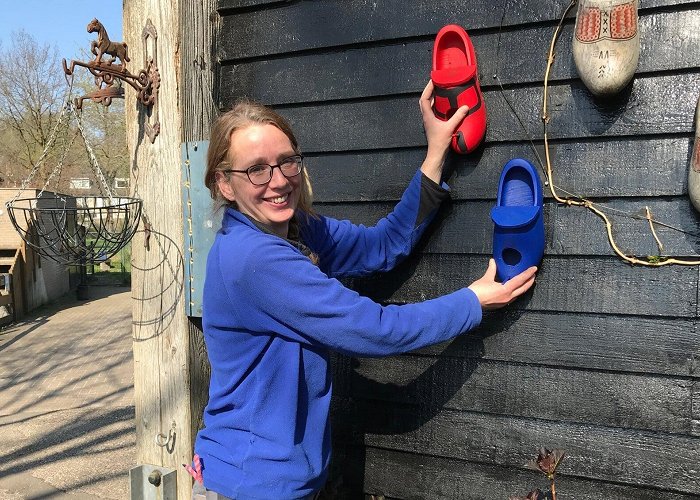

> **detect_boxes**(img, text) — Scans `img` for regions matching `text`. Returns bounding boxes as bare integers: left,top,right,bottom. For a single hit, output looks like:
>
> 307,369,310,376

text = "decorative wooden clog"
573,0,640,97
688,95,700,212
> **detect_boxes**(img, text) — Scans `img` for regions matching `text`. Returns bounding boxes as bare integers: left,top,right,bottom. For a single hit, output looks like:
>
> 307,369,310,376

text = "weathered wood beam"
220,9,700,102
335,401,700,493
124,1,193,498
349,253,699,317
317,197,700,256
304,137,693,201
351,355,697,435
353,447,700,500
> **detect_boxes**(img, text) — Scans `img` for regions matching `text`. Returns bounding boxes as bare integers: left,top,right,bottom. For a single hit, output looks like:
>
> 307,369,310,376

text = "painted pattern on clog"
573,0,640,96
688,96,700,211
610,2,637,39
576,1,638,43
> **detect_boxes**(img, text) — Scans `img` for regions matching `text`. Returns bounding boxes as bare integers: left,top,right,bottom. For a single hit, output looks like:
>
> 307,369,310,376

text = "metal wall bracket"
141,19,160,143
62,18,161,142
129,464,177,500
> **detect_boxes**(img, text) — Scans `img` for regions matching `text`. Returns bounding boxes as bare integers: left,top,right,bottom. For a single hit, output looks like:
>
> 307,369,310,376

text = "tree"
0,30,128,195
0,31,66,185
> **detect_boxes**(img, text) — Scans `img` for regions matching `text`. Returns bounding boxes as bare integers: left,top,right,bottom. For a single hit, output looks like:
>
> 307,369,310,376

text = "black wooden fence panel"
304,137,692,201
320,198,700,255
359,447,700,500
351,355,694,434
219,0,699,60
215,0,700,496
220,8,700,103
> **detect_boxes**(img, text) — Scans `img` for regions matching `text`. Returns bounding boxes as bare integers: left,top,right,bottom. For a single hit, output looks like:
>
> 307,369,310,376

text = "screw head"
147,470,162,487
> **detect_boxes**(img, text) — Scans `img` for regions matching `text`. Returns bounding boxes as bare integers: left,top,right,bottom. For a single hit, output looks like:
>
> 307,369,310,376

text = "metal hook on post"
154,421,177,454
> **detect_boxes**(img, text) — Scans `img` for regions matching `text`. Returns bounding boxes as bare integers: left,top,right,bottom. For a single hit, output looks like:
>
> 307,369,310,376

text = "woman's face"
217,123,302,237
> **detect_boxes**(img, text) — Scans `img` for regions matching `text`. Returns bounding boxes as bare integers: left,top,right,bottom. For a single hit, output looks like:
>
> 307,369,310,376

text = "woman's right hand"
418,80,470,184
468,259,537,310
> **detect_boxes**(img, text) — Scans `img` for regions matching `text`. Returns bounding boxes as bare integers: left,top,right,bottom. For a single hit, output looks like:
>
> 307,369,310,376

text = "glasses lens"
280,156,303,177
247,165,272,185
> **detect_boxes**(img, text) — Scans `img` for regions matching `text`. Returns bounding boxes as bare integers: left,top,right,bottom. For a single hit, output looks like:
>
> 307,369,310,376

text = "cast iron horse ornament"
88,18,130,65
63,18,160,142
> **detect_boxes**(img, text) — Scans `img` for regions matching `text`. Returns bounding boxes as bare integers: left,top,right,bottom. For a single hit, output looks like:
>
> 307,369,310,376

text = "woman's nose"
268,166,290,187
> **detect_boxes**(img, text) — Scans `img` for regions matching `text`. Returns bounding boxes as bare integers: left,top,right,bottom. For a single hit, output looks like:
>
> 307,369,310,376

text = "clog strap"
431,76,483,120
431,65,477,87
490,206,541,229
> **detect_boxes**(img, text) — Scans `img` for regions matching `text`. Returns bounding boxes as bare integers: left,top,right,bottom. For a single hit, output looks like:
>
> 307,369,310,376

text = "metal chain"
71,103,114,203
6,100,72,206
37,128,79,199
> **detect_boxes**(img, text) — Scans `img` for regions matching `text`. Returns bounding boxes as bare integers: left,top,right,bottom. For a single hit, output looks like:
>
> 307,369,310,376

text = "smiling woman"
216,124,304,237
191,96,537,500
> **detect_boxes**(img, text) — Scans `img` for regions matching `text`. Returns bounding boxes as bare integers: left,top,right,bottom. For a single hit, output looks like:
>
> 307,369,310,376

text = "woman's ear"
216,171,236,202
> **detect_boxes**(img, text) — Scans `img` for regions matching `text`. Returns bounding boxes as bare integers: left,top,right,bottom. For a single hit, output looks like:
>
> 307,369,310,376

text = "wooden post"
125,0,217,497
124,1,186,498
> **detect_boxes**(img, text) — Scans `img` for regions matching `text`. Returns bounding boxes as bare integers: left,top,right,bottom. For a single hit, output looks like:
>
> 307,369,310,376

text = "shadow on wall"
328,207,534,496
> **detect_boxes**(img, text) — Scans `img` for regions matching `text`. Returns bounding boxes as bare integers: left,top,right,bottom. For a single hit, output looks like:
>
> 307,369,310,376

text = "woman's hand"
419,80,470,183
468,259,537,310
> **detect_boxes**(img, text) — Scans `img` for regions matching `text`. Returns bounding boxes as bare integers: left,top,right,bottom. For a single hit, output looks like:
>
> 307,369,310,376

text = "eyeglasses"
221,155,304,186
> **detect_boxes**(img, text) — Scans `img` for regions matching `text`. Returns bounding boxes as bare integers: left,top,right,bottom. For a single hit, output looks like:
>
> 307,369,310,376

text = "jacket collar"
222,207,312,259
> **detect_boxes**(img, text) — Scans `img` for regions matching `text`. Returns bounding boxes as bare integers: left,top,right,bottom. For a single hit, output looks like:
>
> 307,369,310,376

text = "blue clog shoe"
490,158,545,282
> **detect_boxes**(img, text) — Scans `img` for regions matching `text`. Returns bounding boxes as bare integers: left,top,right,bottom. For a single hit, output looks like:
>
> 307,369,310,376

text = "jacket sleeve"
229,237,482,357
300,170,449,278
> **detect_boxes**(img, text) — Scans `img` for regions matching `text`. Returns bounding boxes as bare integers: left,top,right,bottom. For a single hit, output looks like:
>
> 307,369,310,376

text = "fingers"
503,266,537,303
446,105,470,130
484,258,497,282
504,265,537,291
419,80,434,116
509,275,536,299
421,80,434,101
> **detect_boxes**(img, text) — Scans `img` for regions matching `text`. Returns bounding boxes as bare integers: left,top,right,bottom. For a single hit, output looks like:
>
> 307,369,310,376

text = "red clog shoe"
431,24,487,154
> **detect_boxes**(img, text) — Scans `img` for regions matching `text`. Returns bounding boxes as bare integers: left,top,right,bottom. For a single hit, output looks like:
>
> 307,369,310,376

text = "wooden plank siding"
214,0,700,498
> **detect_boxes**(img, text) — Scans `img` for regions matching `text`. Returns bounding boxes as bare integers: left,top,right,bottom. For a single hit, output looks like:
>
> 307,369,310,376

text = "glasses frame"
221,154,304,186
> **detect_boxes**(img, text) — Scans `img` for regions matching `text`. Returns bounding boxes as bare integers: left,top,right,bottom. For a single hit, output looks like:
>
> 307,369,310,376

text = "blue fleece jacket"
195,170,482,499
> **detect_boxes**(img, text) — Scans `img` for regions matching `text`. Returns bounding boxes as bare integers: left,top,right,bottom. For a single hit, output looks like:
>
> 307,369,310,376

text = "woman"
193,81,537,499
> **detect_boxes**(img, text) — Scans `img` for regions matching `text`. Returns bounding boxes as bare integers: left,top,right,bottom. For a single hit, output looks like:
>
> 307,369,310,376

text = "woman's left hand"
419,80,470,182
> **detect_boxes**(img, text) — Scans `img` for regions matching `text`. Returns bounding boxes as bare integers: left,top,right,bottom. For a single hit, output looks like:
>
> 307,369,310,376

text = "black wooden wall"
215,0,700,498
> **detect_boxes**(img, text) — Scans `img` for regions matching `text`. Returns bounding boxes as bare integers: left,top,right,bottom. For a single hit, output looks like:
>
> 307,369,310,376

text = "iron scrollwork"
63,18,160,142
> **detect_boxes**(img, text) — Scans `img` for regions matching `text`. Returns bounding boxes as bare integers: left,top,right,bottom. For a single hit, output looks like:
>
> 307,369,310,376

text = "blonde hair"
205,100,315,243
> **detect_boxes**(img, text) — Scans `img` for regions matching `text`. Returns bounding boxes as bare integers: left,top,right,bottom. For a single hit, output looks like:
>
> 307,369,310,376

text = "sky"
0,0,122,60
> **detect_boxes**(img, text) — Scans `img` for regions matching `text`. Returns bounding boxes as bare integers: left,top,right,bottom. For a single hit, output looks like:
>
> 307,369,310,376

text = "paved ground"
0,286,134,499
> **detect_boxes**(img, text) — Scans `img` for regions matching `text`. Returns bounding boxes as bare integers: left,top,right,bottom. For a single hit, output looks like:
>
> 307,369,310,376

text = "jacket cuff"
416,172,450,227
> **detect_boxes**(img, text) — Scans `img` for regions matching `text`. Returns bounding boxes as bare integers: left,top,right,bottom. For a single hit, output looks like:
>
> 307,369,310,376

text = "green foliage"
86,242,132,286
646,255,668,264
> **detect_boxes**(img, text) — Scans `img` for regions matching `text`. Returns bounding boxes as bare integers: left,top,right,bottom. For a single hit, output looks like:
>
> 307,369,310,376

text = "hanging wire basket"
5,195,142,265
